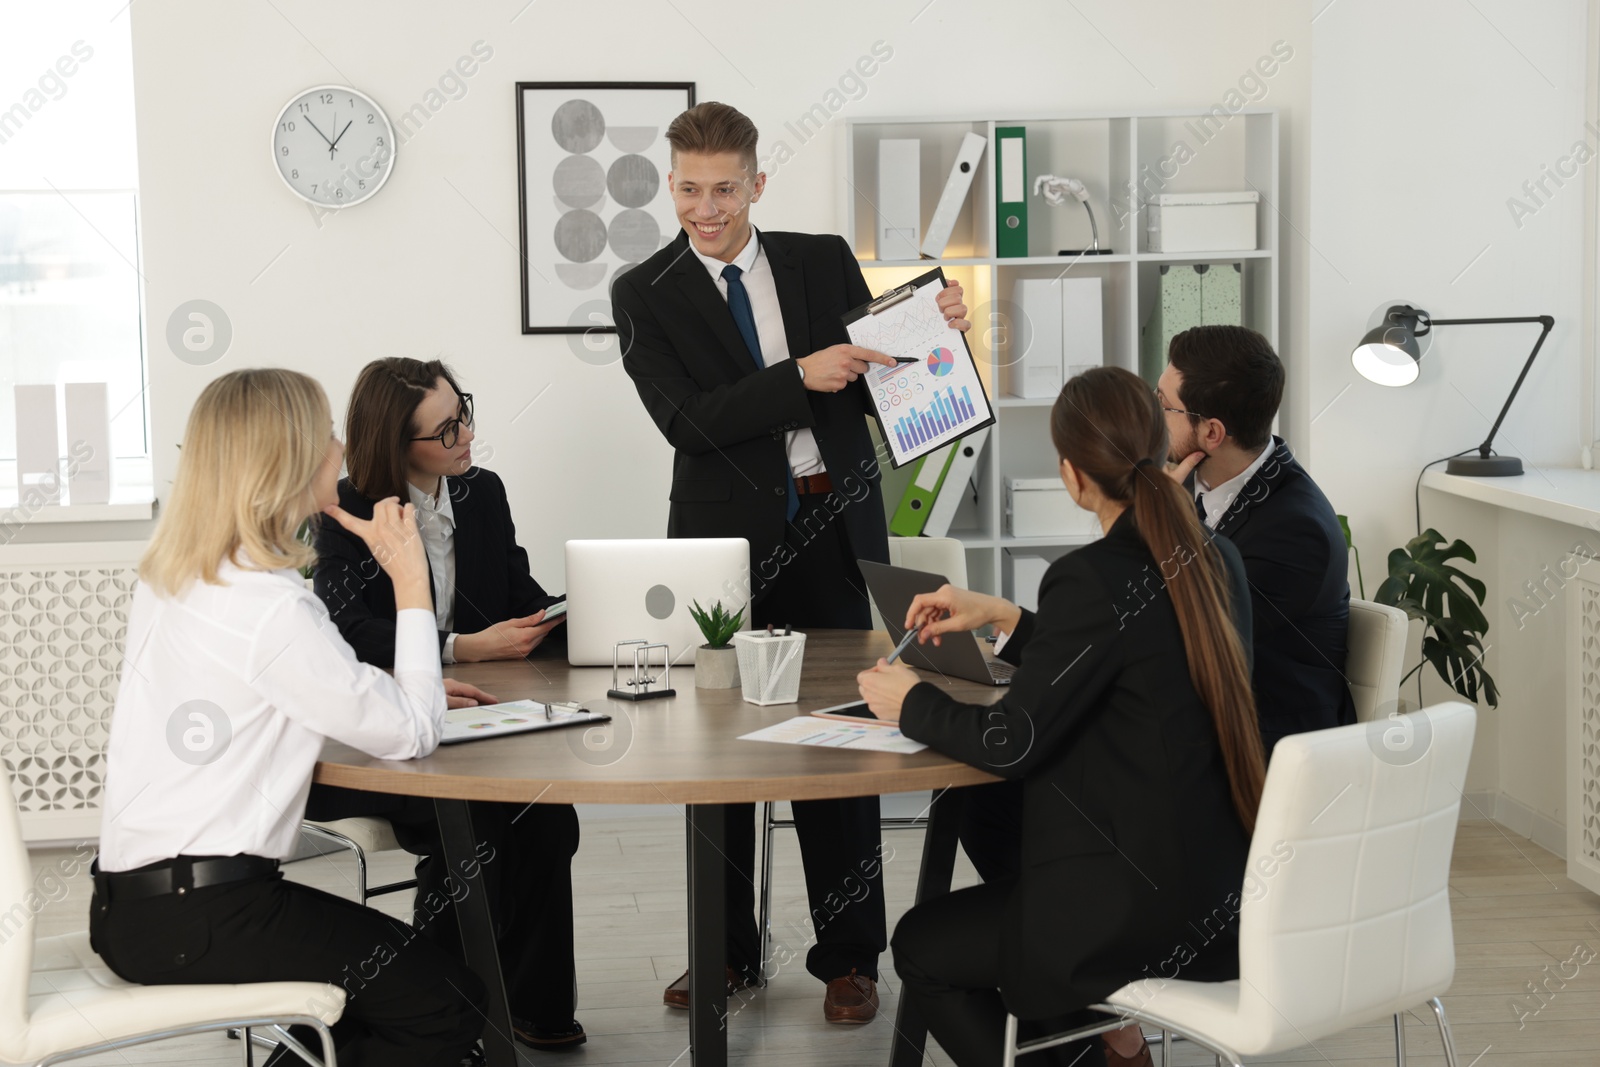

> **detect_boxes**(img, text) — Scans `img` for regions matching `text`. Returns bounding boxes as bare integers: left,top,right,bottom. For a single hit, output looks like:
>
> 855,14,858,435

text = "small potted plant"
690,599,744,689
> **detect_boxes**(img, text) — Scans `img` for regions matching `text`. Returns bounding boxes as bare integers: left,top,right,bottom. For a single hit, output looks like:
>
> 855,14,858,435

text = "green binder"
890,441,958,537
995,126,1028,258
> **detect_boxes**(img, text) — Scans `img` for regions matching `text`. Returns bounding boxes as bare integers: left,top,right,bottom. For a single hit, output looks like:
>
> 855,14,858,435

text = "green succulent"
689,599,745,649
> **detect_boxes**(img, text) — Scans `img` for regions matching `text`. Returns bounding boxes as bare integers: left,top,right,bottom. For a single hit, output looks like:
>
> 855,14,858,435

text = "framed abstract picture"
516,81,695,334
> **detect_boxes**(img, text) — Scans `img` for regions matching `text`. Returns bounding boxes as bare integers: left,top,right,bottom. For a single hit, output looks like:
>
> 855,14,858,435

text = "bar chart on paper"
847,269,995,468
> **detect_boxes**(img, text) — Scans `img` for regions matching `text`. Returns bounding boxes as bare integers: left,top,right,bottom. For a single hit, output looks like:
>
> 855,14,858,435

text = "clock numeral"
368,114,375,123
290,169,298,179
319,93,333,104
335,188,344,199
280,145,289,156
299,102,309,113
280,120,295,132
358,179,366,190
375,137,384,146
311,184,317,193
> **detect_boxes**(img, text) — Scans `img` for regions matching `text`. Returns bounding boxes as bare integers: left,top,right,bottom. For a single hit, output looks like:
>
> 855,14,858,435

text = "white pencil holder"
732,630,807,706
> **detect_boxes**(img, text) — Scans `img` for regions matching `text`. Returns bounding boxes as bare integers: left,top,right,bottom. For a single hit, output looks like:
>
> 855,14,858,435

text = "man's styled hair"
665,101,759,176
1167,324,1285,451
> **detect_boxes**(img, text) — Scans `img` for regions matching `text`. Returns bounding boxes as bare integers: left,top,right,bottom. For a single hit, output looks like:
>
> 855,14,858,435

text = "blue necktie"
723,263,798,522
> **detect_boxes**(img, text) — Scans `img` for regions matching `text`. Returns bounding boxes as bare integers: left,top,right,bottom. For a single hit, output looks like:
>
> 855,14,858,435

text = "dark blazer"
1205,437,1354,753
899,513,1254,1021
312,467,561,668
611,229,890,581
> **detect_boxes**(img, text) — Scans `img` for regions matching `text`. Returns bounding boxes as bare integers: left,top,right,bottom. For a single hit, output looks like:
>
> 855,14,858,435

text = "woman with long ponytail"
859,366,1264,1067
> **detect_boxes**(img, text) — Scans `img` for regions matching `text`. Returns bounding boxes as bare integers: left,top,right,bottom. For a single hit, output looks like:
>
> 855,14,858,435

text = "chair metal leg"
1427,997,1459,1067
1001,1012,1020,1067
1393,1011,1407,1067
758,800,776,979
269,1022,333,1067
1159,1028,1169,1067
241,1026,252,1067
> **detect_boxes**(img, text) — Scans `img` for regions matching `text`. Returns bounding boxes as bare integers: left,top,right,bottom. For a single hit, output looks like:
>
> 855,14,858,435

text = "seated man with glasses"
1155,324,1355,756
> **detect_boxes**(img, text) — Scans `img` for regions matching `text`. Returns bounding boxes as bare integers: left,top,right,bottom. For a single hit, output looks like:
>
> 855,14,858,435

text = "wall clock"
272,85,395,207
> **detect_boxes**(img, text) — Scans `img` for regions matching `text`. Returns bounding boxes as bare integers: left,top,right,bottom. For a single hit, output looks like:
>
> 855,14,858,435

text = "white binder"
877,139,921,260
920,132,987,259
923,426,989,537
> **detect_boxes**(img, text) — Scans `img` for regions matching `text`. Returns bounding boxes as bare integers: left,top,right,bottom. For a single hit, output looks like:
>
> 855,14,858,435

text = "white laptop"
565,538,750,666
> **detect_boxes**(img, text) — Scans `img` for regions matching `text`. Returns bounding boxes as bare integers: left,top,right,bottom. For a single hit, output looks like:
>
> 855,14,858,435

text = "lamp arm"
1431,315,1555,458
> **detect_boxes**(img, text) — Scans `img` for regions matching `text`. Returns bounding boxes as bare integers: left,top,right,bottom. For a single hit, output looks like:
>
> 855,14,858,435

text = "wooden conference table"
314,629,1004,1067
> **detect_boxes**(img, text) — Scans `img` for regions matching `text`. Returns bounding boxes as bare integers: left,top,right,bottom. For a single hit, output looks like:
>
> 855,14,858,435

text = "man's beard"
1167,423,1204,466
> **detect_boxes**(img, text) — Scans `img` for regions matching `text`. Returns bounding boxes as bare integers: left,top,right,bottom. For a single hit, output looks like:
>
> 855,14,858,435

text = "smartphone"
537,600,567,624
809,700,879,723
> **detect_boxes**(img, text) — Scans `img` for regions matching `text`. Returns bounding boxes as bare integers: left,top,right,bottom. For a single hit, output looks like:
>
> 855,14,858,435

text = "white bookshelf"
842,109,1280,598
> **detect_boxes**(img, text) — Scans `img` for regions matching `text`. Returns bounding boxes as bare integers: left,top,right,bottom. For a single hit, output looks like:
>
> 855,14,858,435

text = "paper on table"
738,716,927,754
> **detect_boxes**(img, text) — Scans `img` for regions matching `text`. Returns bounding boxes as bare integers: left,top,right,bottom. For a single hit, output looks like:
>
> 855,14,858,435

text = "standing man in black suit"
1158,325,1355,755
612,101,970,1022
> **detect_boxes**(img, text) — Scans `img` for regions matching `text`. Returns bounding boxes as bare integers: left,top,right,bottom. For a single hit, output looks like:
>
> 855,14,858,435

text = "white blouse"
98,562,445,871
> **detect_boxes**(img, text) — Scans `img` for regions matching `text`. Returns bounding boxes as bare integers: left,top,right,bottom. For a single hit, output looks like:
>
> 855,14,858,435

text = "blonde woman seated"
93,369,487,1067
857,367,1265,1067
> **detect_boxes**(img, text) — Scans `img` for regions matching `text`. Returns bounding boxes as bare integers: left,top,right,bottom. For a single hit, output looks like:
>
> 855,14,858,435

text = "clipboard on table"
843,267,996,469
440,699,611,745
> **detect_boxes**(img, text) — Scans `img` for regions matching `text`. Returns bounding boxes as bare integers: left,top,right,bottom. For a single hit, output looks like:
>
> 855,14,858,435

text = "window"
0,3,143,507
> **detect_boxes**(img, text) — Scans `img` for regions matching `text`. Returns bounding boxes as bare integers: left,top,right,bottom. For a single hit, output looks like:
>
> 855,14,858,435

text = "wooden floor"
21,811,1600,1066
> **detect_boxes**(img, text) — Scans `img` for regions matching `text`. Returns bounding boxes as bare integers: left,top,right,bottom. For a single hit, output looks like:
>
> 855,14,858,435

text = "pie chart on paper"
926,347,956,377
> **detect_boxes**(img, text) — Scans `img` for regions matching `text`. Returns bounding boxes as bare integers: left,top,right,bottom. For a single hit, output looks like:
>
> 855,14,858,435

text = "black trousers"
724,492,886,983
90,868,485,1067
958,779,1025,884
892,880,1103,1067
306,788,580,1028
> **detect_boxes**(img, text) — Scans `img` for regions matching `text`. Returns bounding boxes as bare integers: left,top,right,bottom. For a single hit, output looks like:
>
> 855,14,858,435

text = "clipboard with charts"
440,699,611,745
842,267,996,469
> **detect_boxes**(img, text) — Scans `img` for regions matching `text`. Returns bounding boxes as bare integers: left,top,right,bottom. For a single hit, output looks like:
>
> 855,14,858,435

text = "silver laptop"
565,538,750,666
857,560,1015,686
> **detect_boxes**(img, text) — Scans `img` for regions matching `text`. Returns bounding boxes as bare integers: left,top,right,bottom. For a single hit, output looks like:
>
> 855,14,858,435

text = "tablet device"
809,700,879,723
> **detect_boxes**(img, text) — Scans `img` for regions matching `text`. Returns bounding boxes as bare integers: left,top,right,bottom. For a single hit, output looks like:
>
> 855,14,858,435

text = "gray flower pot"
694,644,741,689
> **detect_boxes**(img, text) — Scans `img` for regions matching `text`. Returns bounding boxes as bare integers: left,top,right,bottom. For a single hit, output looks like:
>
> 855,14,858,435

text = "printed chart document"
844,267,996,468
441,699,610,745
738,716,928,755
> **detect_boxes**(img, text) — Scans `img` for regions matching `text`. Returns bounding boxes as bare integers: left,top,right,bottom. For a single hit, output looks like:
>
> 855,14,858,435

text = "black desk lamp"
1351,304,1554,476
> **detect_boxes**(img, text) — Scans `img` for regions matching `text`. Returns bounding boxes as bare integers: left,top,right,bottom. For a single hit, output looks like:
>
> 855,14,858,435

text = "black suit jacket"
1205,437,1354,753
899,514,1253,1020
612,229,890,585
312,468,561,668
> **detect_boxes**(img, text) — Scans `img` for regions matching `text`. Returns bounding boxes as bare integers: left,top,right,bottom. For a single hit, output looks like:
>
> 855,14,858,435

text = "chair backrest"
0,766,38,1037
1226,703,1475,1052
1345,598,1409,722
871,537,970,631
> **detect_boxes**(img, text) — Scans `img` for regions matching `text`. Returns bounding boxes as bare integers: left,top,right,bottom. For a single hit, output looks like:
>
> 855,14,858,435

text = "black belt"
92,854,279,902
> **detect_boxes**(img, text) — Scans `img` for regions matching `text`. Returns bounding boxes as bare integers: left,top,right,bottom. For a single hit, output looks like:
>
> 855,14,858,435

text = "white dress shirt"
1195,443,1273,530
690,226,825,477
98,563,446,871
408,477,459,663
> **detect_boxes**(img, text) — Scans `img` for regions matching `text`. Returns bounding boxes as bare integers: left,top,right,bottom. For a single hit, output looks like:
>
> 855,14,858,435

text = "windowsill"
1420,468,1600,528
0,457,156,523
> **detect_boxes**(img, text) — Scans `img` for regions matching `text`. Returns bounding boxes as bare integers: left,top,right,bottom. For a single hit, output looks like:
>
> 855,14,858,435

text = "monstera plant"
1375,528,1499,707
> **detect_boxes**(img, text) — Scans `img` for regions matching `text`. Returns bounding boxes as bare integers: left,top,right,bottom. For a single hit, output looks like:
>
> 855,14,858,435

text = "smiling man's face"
669,150,765,263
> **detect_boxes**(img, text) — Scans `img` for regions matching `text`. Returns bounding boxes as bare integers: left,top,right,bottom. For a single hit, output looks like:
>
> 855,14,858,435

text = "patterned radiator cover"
0,543,143,842
1572,581,1600,895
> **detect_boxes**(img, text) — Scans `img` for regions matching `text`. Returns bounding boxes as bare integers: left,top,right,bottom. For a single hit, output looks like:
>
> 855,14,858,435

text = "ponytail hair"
1050,367,1267,832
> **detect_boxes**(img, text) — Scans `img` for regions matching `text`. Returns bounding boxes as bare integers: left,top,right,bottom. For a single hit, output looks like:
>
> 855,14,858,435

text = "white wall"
1310,0,1591,802
128,0,1312,585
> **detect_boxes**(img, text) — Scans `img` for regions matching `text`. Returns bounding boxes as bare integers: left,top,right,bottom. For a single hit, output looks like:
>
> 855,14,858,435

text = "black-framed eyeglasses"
410,391,474,449
1153,387,1213,423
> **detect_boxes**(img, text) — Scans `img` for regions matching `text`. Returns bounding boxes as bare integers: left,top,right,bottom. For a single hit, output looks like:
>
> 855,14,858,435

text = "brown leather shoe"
662,966,751,1010
1101,1031,1154,1067
822,969,879,1023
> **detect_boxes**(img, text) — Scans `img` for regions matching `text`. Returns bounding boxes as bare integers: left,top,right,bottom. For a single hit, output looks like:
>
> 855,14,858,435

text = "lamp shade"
1352,305,1425,387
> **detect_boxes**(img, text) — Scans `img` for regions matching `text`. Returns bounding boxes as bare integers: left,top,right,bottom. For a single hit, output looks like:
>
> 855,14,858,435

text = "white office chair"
0,769,343,1067
1001,702,1475,1067
1346,598,1410,723
300,818,418,905
757,537,969,976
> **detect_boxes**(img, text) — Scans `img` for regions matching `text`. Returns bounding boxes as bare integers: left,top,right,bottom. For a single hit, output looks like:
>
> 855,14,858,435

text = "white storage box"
1147,192,1259,253
1005,477,1101,538
1003,277,1103,399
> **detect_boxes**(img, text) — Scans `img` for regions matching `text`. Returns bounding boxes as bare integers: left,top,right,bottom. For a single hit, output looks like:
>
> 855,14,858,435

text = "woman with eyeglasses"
310,357,585,1052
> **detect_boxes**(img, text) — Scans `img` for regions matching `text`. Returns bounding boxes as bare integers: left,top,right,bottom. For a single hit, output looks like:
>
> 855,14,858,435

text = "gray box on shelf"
1146,191,1259,253
1005,477,1100,538
877,139,921,260
14,384,61,505
1138,263,1241,384
64,382,112,505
